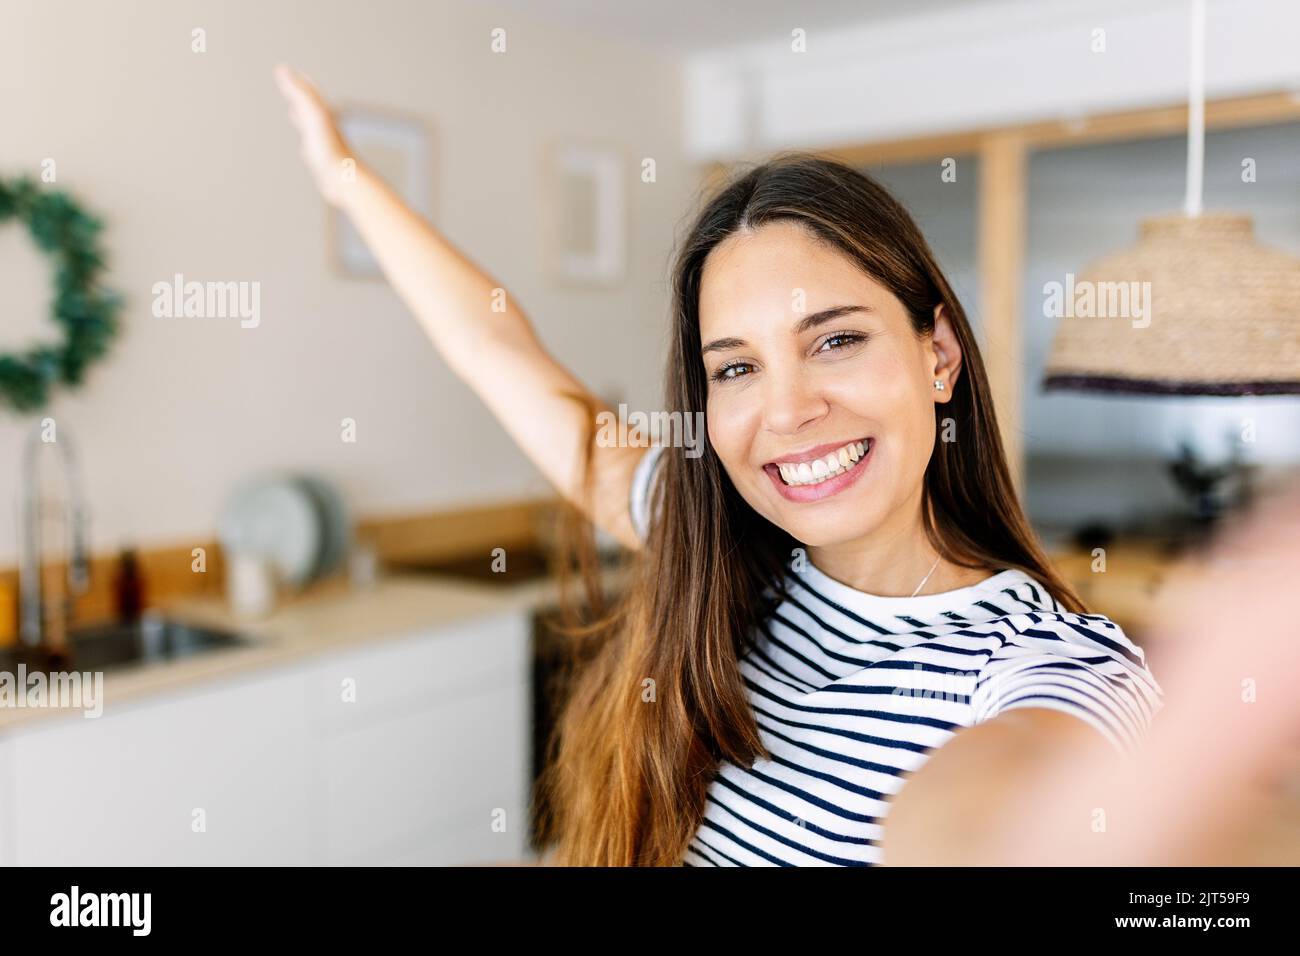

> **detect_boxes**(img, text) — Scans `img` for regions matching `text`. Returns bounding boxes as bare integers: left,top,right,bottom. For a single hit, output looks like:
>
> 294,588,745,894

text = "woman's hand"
998,479,1300,865
273,64,353,206
884,478,1300,865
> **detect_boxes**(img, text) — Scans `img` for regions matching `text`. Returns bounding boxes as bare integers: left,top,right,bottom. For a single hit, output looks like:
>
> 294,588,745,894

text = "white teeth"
774,439,871,487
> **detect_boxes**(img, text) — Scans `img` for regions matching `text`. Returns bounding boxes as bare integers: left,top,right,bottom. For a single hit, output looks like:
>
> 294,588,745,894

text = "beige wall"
0,0,692,565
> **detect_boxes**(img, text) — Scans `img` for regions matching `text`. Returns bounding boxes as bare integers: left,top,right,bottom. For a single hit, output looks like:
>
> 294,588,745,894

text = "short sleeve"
628,444,666,543
970,614,1165,756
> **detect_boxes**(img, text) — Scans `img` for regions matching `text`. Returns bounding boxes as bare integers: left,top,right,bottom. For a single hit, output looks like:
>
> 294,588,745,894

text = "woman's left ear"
930,303,963,401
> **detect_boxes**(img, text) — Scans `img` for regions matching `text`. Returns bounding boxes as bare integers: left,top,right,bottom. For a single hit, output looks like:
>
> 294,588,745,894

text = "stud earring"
933,379,945,391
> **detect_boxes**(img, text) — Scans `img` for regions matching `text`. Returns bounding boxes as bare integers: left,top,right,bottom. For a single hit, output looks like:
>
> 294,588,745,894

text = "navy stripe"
758,619,841,682
894,614,931,629
693,831,748,867
744,673,964,731
748,700,936,756
768,611,927,671
713,773,876,848
989,675,1140,742
688,841,723,867
812,682,971,709
780,594,904,651
743,646,818,695
1001,586,1042,611
750,707,929,778
786,572,899,636
706,792,871,865
733,763,882,825
981,658,1151,729
697,816,796,866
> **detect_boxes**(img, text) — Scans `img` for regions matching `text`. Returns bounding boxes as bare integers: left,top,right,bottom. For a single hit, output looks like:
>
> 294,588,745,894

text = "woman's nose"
760,368,829,435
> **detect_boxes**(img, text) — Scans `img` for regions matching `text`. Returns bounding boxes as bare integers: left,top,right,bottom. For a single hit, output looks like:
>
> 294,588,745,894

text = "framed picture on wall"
542,140,627,287
329,107,436,278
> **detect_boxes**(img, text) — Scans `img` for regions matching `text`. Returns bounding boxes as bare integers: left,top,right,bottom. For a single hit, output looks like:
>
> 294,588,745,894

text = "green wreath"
0,176,121,412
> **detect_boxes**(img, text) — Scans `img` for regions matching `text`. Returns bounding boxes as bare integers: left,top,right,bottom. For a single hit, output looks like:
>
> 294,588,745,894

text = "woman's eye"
818,332,866,353
711,361,752,383
710,334,864,383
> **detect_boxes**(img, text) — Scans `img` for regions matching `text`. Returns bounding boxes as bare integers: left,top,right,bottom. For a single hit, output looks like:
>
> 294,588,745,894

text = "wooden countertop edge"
0,565,629,734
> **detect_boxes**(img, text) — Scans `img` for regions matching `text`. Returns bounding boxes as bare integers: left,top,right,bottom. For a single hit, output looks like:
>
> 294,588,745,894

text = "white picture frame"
330,107,436,278
542,140,627,287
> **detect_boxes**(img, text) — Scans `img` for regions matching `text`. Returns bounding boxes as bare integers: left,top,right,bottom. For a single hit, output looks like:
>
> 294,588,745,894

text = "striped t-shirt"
628,445,1165,866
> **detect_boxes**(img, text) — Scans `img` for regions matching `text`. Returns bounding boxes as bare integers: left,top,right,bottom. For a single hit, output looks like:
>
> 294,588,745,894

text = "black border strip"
1043,375,1300,396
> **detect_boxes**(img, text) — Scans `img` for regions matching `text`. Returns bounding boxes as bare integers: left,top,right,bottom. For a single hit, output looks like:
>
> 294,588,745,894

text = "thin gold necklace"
909,554,943,598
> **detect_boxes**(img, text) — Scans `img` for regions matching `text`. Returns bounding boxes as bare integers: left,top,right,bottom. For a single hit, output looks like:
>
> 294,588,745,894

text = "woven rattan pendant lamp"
1042,0,1300,396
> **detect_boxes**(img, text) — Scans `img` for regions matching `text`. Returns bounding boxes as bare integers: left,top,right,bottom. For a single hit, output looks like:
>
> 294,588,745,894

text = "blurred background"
0,0,1297,865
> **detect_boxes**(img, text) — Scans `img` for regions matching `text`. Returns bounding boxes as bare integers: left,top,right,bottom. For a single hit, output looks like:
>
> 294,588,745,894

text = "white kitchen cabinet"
0,738,12,865
306,608,532,865
0,607,533,866
320,680,529,864
381,803,542,866
306,608,528,734
2,665,313,866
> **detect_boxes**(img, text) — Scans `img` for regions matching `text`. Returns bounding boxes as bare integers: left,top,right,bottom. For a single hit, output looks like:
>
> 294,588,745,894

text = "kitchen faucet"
18,419,91,650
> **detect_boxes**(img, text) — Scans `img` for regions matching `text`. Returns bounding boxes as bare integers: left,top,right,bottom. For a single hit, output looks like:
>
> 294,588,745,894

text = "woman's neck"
806,493,992,597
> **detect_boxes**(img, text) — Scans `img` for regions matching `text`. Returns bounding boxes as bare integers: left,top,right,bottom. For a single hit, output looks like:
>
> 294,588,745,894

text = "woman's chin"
775,506,886,550
790,529,877,550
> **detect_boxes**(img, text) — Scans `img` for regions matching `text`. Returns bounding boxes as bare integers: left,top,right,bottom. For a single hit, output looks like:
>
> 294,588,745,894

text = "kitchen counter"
0,566,627,732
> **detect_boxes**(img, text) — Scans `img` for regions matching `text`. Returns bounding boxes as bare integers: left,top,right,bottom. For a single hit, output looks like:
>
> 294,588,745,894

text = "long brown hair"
536,152,1085,866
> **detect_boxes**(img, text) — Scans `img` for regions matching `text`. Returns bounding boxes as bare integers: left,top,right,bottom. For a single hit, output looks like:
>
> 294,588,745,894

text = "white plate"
217,476,323,589
296,475,352,580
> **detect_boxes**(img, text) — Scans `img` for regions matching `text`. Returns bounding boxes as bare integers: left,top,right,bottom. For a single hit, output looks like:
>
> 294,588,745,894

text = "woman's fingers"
273,64,311,106
274,65,335,133
273,63,352,205
273,64,305,112
275,68,309,120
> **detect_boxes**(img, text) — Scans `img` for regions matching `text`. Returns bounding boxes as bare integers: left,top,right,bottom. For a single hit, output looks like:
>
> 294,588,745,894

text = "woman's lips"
762,438,875,503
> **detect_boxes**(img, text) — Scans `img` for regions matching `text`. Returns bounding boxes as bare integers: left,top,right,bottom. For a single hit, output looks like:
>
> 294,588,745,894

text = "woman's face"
698,220,962,548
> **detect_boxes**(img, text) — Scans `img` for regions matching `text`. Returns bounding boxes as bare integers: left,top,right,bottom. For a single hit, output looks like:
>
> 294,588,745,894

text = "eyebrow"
700,304,873,355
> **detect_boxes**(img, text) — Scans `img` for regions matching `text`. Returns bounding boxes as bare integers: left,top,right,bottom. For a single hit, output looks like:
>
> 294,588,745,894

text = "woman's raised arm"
274,65,648,549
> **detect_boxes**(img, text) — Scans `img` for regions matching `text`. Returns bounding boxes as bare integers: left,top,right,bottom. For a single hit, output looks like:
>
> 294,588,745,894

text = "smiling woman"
276,67,1164,867
540,154,1167,866
695,218,976,551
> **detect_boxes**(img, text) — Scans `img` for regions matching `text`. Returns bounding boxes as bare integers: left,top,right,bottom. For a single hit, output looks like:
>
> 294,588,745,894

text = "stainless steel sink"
0,615,253,674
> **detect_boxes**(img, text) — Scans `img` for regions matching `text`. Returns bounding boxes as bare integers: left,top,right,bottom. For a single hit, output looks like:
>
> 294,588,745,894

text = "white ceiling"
488,0,998,52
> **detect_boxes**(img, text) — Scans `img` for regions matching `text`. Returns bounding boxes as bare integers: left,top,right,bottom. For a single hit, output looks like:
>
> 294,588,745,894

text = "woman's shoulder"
969,578,1165,753
978,569,1148,659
